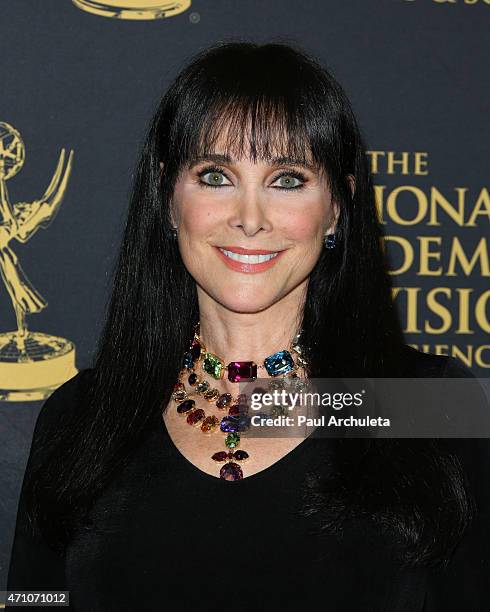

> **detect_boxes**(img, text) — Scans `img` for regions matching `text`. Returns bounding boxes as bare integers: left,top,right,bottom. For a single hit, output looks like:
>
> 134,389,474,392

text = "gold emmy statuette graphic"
71,0,191,20
0,122,77,402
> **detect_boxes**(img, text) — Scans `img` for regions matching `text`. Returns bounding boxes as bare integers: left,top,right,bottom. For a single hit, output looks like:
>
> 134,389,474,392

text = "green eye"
276,175,301,189
273,171,306,191
197,165,231,189
203,172,225,186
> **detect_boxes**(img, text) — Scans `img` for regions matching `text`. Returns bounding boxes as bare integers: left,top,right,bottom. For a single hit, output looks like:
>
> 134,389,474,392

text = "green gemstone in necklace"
225,432,240,449
202,352,225,379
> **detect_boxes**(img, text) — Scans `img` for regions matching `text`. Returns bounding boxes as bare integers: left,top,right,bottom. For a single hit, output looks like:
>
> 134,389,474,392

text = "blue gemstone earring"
324,232,337,249
171,227,178,240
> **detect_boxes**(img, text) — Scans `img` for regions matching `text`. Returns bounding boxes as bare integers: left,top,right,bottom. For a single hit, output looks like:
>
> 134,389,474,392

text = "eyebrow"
187,153,318,172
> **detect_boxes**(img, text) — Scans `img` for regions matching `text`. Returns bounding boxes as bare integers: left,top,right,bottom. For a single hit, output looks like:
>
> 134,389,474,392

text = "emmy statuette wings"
0,122,77,401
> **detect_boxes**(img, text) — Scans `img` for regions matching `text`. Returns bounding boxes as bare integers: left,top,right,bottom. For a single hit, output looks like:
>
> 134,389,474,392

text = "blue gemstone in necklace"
182,352,194,369
263,350,295,376
220,415,240,433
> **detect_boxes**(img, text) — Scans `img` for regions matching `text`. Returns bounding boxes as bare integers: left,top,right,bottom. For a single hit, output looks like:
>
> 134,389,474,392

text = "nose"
228,185,272,236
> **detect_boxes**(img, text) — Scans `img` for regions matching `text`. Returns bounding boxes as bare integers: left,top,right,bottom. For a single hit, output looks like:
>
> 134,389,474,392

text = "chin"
214,289,280,314
221,303,274,315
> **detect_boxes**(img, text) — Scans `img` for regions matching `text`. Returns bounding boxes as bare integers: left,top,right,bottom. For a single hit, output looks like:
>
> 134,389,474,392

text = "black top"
6,347,490,611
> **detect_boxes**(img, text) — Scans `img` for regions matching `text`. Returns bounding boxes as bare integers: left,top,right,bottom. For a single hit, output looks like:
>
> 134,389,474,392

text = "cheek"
275,189,331,241
180,197,220,237
277,209,324,242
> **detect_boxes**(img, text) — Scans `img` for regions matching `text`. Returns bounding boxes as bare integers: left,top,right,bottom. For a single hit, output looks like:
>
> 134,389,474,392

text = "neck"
196,283,307,368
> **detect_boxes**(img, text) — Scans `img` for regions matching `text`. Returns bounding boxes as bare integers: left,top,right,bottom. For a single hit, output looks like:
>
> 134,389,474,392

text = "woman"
6,41,489,611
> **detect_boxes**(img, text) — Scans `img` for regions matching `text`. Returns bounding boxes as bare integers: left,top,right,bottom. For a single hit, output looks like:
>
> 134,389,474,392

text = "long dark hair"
24,40,473,569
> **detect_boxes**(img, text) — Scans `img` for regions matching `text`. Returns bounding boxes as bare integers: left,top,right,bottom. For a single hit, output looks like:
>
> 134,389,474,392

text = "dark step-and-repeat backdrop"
0,0,488,593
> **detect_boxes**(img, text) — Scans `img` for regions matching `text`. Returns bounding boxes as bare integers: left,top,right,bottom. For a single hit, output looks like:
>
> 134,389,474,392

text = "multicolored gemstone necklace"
171,321,309,481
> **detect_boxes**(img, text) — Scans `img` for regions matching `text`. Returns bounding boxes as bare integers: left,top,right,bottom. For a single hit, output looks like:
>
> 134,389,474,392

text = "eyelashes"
196,164,307,191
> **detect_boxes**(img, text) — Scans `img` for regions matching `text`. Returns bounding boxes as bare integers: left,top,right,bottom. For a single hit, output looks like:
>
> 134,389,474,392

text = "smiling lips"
214,246,285,273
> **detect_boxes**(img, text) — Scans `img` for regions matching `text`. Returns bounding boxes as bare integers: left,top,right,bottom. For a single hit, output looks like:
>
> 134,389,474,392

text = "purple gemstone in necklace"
220,415,240,433
177,399,195,414
220,462,243,481
227,361,257,383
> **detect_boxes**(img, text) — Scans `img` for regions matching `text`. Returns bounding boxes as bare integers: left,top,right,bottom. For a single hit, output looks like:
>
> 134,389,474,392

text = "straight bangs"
156,42,355,215
173,98,324,179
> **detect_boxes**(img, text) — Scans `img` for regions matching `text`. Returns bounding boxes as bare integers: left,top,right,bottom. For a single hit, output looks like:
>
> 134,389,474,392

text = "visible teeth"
219,248,278,264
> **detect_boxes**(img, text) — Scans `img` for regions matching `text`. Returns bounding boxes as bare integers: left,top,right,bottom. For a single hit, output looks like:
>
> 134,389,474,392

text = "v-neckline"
159,410,317,484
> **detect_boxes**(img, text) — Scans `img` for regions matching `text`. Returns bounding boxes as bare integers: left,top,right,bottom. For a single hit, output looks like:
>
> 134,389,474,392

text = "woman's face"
169,147,340,314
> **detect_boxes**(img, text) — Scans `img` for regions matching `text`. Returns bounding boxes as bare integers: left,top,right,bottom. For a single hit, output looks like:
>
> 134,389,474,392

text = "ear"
325,199,339,235
346,174,355,198
159,161,164,177
326,175,354,234
169,203,178,229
